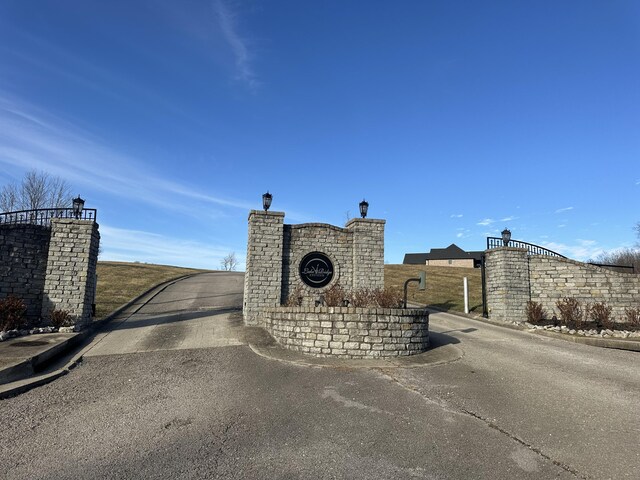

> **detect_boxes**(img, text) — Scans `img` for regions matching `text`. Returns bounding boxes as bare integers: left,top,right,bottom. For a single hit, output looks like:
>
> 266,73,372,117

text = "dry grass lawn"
95,261,481,320
384,264,483,313
95,262,212,319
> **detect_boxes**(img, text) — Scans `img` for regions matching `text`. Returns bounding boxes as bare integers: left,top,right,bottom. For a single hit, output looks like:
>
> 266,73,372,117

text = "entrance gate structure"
243,208,430,359
0,208,100,329
483,236,640,325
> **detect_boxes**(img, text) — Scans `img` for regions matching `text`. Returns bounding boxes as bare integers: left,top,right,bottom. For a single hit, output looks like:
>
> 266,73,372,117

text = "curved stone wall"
486,247,640,324
264,307,429,358
529,255,640,322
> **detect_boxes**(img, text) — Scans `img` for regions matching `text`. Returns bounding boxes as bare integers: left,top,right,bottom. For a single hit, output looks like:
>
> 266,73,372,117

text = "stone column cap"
484,246,528,254
248,210,285,219
345,218,386,228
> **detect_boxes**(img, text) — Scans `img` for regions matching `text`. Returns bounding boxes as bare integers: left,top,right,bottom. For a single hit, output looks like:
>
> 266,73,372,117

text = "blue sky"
0,0,638,269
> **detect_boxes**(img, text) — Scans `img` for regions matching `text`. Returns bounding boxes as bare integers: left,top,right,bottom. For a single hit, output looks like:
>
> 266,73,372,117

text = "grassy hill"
95,261,483,320
384,264,483,313
95,262,211,318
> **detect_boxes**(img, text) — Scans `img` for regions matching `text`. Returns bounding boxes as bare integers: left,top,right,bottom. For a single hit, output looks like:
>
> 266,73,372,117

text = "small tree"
0,170,72,212
220,252,238,271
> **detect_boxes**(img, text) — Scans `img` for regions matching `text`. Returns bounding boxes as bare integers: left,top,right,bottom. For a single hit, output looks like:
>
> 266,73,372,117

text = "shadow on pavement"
427,331,461,348
101,307,242,331
139,292,243,307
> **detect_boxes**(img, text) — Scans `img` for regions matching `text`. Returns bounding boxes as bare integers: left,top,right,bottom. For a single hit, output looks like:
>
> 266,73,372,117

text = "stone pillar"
485,247,530,323
41,219,100,330
346,218,385,290
0,224,51,323
243,210,285,326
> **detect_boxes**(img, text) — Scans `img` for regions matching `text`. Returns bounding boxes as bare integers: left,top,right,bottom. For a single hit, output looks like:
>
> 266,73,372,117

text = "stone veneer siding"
486,247,640,324
243,211,285,326
264,307,429,358
243,210,385,326
41,219,100,329
529,255,640,322
0,224,51,321
347,218,385,290
427,259,475,268
485,248,530,323
282,223,353,304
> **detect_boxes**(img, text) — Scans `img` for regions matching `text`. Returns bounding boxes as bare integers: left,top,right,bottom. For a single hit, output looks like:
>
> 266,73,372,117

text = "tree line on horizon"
1,170,638,272
0,170,72,212
591,224,640,273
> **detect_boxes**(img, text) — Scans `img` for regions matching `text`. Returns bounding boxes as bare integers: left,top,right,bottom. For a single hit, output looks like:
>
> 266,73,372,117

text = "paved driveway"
84,272,246,356
1,272,638,479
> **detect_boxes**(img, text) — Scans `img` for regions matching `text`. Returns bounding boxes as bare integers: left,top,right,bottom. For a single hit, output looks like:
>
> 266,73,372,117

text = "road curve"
0,273,637,479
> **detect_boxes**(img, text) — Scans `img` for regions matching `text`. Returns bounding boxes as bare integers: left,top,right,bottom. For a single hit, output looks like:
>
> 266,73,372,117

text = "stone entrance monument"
243,200,429,359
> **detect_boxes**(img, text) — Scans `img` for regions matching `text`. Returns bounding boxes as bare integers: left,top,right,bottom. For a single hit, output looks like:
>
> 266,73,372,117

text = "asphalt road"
1,272,638,479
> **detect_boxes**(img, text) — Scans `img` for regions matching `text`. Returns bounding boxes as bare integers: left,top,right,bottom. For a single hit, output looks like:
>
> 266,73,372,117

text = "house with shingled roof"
403,244,482,268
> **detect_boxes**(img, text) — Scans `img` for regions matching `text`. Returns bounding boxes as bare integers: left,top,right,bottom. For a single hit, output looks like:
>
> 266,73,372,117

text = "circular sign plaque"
299,252,334,288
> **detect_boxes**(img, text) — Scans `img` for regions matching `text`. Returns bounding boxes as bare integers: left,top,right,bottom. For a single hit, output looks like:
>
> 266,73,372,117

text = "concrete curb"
249,340,464,369
0,333,83,386
529,328,640,352
0,274,198,399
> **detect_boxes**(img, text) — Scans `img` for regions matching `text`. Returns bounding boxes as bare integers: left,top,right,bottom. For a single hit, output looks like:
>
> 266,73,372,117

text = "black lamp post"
359,199,369,218
262,191,272,212
501,228,511,246
72,195,85,219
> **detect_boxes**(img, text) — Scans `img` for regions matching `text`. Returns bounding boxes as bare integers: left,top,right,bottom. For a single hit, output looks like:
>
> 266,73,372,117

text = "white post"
463,277,469,314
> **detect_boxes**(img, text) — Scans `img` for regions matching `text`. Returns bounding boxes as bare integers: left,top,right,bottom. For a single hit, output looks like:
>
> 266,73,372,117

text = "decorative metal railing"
0,208,97,226
486,237,566,258
587,262,635,273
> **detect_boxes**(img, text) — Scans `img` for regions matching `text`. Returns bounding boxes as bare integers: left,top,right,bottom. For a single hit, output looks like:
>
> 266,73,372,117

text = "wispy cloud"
450,214,463,218
555,206,574,214
1,30,209,130
455,227,471,239
0,94,253,215
213,0,259,91
477,218,494,226
540,240,603,261
100,224,244,270
501,216,517,222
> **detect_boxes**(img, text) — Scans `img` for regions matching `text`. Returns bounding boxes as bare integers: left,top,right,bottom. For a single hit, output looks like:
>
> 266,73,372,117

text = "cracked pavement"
1,273,638,479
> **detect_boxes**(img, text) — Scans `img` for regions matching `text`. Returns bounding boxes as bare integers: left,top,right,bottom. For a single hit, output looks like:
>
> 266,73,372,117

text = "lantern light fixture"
72,195,85,219
359,199,369,219
262,191,272,212
501,228,512,246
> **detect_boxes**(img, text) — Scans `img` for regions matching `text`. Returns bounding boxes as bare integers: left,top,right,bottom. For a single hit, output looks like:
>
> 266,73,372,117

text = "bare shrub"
284,285,304,307
624,307,640,329
372,287,403,308
526,301,547,324
348,287,403,308
349,288,375,307
0,295,27,331
556,298,582,327
588,302,614,330
283,285,406,309
323,283,348,307
49,308,74,328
